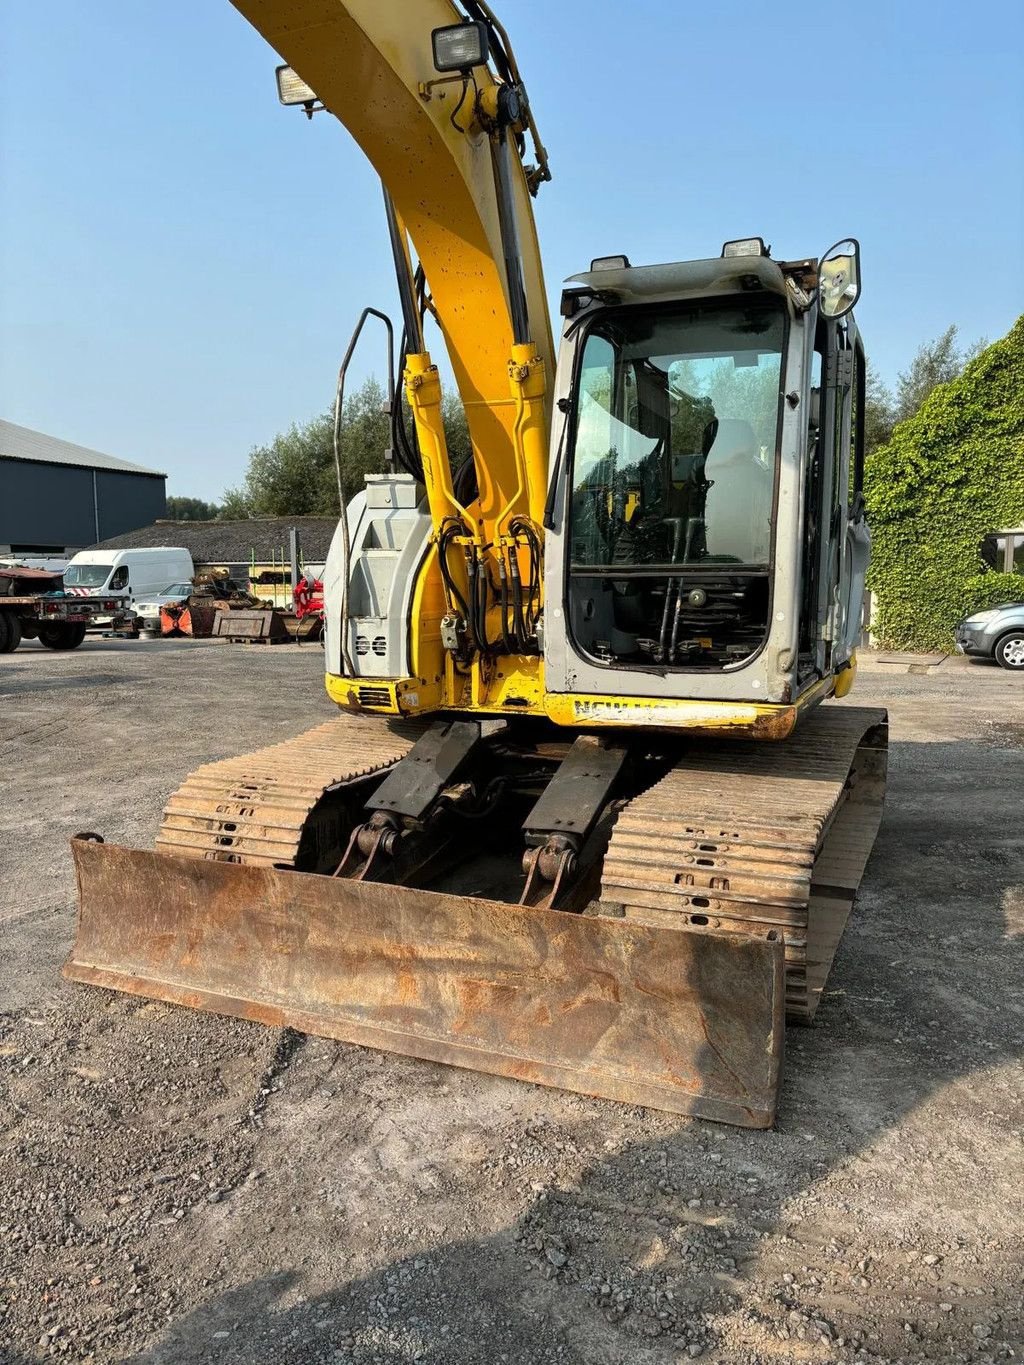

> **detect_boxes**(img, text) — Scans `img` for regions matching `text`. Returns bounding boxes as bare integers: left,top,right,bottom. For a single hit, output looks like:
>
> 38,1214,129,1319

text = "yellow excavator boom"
231,0,554,532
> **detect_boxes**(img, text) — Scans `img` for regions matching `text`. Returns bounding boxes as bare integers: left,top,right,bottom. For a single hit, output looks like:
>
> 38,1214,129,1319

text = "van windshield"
63,565,110,588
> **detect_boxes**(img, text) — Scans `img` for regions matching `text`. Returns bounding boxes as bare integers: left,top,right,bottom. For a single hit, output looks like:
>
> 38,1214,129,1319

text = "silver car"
955,601,1024,671
133,582,193,634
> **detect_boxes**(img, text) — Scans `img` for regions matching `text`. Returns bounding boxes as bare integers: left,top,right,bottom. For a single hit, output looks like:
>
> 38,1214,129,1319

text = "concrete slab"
876,651,945,666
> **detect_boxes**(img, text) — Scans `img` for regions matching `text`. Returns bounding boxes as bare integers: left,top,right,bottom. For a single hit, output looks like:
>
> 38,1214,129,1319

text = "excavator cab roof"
566,254,793,308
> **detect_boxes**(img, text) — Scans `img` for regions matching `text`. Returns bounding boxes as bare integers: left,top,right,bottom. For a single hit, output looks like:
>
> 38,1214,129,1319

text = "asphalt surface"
1,638,1021,1364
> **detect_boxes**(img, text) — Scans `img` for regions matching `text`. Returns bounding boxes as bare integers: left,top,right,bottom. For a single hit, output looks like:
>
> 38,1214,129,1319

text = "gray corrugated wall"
0,458,166,549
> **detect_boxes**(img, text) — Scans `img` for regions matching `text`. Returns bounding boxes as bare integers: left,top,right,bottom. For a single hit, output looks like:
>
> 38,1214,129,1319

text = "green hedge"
865,315,1024,650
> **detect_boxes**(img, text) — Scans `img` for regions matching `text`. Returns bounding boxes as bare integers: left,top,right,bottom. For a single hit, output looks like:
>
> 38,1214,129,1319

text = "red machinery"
293,575,324,627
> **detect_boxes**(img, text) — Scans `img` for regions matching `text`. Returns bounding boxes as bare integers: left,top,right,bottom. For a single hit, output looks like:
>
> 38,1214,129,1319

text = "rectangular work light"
721,238,767,258
431,20,489,73
275,64,318,107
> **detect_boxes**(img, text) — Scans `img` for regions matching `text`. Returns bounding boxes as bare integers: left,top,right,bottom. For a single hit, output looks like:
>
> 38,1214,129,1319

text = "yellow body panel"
403,352,467,528
325,670,835,740
833,653,858,697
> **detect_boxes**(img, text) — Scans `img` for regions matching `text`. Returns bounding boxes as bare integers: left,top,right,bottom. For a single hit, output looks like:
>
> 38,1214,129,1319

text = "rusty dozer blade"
65,838,785,1128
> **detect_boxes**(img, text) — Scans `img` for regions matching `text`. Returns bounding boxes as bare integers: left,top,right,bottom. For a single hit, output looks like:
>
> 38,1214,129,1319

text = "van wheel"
0,613,22,653
39,622,87,650
994,631,1024,671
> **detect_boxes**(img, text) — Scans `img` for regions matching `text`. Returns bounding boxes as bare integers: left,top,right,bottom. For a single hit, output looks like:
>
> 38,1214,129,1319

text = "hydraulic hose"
390,337,424,481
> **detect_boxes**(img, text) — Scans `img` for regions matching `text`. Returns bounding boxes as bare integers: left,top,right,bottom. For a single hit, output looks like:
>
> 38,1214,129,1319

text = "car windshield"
568,299,784,570
63,564,110,587
163,583,191,595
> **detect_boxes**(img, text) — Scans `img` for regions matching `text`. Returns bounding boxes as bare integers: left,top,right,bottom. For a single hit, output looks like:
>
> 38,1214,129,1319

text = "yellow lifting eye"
604,490,641,521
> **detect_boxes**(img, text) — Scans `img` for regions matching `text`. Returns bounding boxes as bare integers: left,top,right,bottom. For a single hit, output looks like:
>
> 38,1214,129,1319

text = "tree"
441,389,472,469
164,495,220,521
893,324,986,425
221,412,336,519
222,377,388,517
863,359,896,456
864,327,987,458
222,375,473,517
334,376,393,503
706,359,779,455
217,486,255,520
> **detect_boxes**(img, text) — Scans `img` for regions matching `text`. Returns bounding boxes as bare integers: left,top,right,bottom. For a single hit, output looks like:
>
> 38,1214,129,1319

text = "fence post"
289,527,300,597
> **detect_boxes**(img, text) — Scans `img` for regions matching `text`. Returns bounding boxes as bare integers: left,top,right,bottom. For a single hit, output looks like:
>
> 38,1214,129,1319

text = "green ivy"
865,315,1024,650
961,571,1024,611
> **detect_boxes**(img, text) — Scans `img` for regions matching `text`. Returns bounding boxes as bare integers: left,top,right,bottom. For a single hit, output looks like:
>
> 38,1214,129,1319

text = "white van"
63,548,194,613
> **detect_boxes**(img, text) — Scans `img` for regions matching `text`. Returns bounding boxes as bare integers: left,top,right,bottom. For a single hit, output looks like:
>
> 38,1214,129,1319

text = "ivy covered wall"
865,315,1024,650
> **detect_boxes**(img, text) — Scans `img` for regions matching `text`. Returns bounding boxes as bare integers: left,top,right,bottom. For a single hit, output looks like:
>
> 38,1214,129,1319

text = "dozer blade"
65,839,785,1128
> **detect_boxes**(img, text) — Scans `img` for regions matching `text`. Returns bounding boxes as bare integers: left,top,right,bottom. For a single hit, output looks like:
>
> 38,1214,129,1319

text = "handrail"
331,306,395,675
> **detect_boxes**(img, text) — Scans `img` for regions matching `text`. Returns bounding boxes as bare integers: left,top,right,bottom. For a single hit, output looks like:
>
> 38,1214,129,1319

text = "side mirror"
818,238,861,320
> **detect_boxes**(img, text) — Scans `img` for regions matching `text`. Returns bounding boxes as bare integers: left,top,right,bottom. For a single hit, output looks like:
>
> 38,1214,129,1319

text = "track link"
155,715,424,869
598,704,888,1022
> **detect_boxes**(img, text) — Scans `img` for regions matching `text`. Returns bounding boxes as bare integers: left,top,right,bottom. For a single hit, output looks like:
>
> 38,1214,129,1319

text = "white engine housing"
323,473,432,679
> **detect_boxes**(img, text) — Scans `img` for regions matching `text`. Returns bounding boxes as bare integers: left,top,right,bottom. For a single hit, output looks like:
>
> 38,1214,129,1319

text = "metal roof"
0,418,165,477
93,517,338,563
0,565,62,582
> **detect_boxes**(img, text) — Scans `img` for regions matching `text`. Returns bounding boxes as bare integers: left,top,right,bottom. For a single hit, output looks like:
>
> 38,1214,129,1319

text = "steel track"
155,715,424,869
597,705,888,1022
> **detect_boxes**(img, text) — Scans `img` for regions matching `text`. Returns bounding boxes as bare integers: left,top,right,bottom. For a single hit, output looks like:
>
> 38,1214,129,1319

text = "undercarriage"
67,704,886,1128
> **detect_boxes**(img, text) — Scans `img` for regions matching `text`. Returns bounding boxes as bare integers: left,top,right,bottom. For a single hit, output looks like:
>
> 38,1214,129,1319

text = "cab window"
110,566,129,590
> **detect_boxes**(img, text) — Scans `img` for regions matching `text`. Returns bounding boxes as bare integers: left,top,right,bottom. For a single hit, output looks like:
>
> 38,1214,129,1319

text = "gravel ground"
1,638,1022,1365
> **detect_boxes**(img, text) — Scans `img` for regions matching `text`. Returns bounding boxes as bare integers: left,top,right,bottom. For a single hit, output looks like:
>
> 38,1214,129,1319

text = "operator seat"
701,418,772,562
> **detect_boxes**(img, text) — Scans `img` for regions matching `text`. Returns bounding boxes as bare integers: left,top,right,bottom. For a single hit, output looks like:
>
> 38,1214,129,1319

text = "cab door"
805,315,866,674
837,334,870,661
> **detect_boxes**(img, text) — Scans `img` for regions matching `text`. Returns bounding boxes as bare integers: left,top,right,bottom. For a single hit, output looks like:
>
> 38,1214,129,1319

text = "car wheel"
994,631,1024,671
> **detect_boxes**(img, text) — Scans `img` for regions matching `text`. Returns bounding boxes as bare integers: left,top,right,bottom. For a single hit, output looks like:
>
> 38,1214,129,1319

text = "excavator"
66,0,887,1129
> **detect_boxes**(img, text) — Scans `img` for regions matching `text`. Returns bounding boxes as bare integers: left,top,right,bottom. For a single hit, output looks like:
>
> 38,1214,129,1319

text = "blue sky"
2,0,1022,501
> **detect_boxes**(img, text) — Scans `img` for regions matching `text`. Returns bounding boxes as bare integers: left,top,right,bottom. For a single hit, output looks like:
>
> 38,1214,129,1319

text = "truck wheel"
994,631,1024,671
0,613,22,653
39,622,87,651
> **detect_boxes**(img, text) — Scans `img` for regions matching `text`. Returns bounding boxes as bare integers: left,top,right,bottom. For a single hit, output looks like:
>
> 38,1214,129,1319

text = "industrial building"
0,419,166,557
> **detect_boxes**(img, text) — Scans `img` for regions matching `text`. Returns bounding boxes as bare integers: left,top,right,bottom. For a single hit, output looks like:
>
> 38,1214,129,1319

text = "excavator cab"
544,243,868,702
